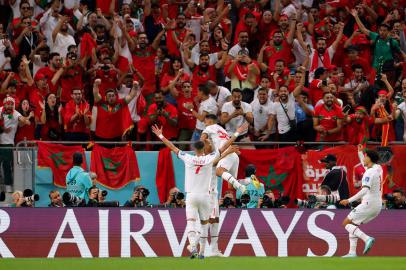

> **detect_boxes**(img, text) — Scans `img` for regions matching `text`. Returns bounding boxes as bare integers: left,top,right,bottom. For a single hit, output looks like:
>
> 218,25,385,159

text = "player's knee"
342,218,351,227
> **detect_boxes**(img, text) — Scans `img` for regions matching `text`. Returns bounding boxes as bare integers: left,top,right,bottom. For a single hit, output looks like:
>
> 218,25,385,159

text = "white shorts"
217,152,239,178
209,192,219,219
186,193,211,221
347,203,381,225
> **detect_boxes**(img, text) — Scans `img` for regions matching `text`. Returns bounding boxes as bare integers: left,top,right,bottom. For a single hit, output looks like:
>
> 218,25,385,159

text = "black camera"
261,195,290,208
172,191,185,203
0,191,5,202
240,193,251,205
101,65,110,72
63,192,85,207
222,197,234,208
23,189,39,203
101,190,108,197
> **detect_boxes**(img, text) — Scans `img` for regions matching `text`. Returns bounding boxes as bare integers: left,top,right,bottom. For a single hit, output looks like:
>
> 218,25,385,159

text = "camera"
101,65,110,73
23,189,39,203
63,192,85,207
172,191,184,203
135,188,150,203
261,195,290,208
101,190,108,197
295,198,315,208
0,191,5,202
240,193,251,205
222,197,235,208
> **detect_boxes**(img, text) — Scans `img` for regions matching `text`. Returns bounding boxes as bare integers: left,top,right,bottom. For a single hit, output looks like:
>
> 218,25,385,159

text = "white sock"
199,223,209,256
349,233,358,255
345,224,370,243
221,172,241,190
187,220,197,250
210,223,219,252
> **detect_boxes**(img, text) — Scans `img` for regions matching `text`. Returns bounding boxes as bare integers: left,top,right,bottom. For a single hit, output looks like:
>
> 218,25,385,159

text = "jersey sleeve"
361,170,372,188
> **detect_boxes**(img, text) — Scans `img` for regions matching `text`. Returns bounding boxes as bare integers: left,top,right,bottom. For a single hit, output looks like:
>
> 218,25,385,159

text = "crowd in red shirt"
0,0,405,148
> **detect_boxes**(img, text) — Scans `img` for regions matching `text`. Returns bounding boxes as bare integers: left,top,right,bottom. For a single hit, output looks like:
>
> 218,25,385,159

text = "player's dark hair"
365,150,380,164
193,141,205,150
73,152,83,166
205,114,217,120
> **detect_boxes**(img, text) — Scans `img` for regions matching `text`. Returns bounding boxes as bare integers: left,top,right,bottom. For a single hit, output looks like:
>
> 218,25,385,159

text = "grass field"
1,257,405,270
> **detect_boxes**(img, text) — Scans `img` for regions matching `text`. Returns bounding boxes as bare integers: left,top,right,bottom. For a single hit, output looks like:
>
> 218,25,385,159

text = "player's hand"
227,145,240,155
151,124,163,138
339,199,350,206
236,122,249,134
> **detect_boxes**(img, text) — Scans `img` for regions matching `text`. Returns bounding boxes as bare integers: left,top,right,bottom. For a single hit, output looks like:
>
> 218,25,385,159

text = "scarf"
377,106,390,147
310,49,331,73
234,62,249,81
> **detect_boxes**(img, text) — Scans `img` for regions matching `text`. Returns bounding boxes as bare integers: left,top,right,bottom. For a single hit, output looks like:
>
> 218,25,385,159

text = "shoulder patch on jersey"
179,151,185,156
364,177,370,182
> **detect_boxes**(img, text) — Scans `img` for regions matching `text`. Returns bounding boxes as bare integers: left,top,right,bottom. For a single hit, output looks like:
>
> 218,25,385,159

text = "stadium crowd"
0,0,405,149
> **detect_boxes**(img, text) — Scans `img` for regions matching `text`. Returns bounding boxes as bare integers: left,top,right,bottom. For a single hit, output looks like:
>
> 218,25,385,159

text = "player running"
340,146,383,257
152,124,242,259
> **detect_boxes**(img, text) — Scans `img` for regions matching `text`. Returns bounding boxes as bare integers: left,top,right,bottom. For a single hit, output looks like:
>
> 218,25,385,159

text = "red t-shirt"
160,73,190,95
96,98,133,139
264,40,293,71
314,103,344,141
191,65,216,97
147,102,178,139
342,57,371,80
36,67,58,95
132,47,156,96
62,100,91,134
28,87,48,118
166,28,186,57
177,96,196,130
309,79,324,106
346,115,372,145
95,68,118,98
15,120,35,143
60,66,84,103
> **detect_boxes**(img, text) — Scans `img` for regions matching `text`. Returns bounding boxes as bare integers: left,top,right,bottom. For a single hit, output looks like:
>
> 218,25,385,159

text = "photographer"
48,190,64,207
385,188,406,209
10,190,36,207
236,164,265,208
66,152,92,202
165,187,185,208
219,190,236,208
124,185,150,207
258,190,290,208
295,185,337,209
87,186,99,207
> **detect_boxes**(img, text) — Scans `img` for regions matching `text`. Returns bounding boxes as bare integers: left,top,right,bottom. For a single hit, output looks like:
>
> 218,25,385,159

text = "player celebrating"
201,115,247,256
151,124,241,259
340,146,383,257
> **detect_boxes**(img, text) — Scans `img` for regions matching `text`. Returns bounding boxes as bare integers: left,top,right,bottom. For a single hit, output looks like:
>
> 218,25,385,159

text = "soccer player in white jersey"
201,114,247,256
152,124,240,259
340,146,383,257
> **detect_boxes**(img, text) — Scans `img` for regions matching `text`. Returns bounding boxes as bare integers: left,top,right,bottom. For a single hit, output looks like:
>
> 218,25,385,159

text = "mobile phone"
342,104,351,114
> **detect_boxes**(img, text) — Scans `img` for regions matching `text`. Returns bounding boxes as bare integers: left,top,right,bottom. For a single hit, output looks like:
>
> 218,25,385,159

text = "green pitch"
1,257,405,270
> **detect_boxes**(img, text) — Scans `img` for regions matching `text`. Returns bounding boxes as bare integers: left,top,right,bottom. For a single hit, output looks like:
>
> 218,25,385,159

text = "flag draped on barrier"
37,142,86,187
155,148,176,203
237,147,304,206
90,144,140,189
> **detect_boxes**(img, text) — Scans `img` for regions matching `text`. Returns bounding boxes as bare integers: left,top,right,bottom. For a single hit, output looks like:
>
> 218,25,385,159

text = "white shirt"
178,150,219,194
271,93,296,134
0,108,22,145
292,35,313,68
398,102,406,124
32,55,47,77
210,86,231,111
360,164,383,205
191,44,218,65
117,85,141,122
221,101,252,135
281,4,297,18
202,124,230,151
250,99,273,132
196,97,218,130
0,41,12,70
53,33,76,58
228,44,249,58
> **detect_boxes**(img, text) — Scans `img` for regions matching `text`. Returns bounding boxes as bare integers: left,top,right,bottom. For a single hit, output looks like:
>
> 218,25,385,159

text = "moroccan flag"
37,142,86,187
237,147,303,207
155,148,175,203
90,144,140,189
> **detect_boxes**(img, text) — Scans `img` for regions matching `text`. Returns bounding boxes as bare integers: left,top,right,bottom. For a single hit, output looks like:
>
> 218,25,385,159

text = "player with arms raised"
340,146,383,257
152,124,244,259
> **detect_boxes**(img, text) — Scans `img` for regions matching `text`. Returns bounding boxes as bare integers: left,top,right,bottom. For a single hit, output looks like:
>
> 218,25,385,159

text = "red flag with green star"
37,142,86,187
237,147,304,207
90,144,140,189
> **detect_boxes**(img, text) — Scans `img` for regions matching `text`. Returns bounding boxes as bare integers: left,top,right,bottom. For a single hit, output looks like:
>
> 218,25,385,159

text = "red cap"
280,14,288,20
100,48,110,55
34,73,47,81
128,30,137,37
355,106,367,114
377,90,388,96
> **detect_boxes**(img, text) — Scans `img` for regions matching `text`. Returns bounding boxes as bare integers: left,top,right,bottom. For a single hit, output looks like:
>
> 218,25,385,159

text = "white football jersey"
361,164,383,204
202,124,230,151
178,150,220,194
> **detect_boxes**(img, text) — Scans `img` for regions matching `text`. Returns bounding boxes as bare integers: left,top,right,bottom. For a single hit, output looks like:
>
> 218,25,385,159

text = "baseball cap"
34,73,47,81
320,154,337,163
